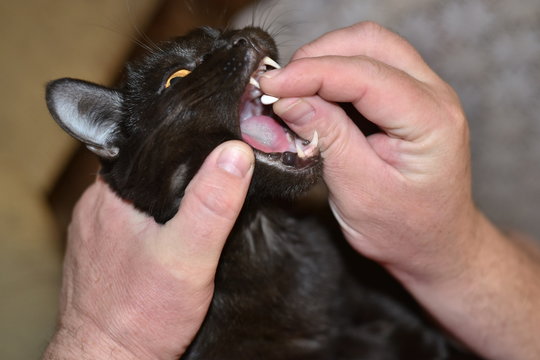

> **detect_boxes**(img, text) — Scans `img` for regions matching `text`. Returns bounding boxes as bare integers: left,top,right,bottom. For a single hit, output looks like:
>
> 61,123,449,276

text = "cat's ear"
46,78,123,159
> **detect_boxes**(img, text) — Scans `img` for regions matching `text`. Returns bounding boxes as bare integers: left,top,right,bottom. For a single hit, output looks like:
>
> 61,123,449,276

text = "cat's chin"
246,151,322,201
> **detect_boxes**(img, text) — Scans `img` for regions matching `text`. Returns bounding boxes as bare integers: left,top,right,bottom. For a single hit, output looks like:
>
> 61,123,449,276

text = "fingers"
270,94,400,205
291,21,438,83
160,141,255,274
272,94,381,169
262,55,444,143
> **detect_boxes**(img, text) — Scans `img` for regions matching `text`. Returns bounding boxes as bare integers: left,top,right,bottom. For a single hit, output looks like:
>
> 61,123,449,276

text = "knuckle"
292,46,312,60
352,21,386,38
356,55,388,80
438,83,468,129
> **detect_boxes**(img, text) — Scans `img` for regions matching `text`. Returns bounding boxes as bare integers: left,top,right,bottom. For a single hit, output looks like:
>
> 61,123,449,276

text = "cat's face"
46,27,321,223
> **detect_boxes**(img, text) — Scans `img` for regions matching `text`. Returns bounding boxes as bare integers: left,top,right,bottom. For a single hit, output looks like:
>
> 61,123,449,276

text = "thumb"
159,140,254,275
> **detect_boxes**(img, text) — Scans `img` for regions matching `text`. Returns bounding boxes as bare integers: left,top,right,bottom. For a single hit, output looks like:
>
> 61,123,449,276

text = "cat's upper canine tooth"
250,77,260,89
262,56,281,69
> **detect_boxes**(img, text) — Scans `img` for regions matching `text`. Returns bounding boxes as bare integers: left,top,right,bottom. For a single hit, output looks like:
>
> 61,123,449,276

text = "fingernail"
217,144,253,178
273,98,315,127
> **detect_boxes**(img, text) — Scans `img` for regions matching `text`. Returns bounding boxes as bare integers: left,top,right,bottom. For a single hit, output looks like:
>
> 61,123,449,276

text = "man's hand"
261,21,476,280
43,141,254,360
261,22,540,360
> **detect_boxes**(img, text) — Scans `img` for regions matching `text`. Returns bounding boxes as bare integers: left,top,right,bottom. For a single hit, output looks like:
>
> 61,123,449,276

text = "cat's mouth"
238,57,320,170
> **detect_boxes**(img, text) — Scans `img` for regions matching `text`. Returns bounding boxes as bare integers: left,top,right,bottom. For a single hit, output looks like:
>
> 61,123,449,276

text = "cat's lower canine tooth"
302,131,319,157
310,131,319,148
295,141,306,158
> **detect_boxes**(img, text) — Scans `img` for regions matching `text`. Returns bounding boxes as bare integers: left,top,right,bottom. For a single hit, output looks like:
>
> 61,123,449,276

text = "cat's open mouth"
238,57,320,170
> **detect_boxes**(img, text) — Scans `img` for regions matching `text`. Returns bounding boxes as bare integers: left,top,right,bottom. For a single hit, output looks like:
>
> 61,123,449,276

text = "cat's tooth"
261,94,279,105
302,131,319,157
310,131,319,148
295,141,306,159
250,77,260,89
286,132,294,143
263,56,281,69
304,146,317,158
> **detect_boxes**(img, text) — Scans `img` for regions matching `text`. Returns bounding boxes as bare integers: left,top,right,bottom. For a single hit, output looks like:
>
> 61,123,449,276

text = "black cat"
46,26,480,360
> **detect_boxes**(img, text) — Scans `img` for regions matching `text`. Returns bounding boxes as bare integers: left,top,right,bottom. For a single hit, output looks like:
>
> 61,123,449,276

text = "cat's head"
46,27,321,223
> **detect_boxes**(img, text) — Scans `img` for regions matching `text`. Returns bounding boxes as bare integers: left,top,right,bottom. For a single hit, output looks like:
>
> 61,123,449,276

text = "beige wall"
0,1,161,358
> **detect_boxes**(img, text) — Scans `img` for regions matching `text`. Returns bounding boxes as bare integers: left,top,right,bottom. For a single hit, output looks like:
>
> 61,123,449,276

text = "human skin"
260,21,540,360
42,141,255,360
43,22,540,360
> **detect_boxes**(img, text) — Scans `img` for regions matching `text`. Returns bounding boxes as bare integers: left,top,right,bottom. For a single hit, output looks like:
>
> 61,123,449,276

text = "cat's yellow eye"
165,69,191,88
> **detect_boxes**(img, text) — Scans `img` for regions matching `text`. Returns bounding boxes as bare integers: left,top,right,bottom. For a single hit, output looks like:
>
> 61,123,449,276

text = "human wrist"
42,314,152,360
387,212,540,360
386,203,485,287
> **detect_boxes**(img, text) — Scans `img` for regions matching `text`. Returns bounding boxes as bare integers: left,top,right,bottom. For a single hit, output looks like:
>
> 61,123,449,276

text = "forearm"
395,213,540,360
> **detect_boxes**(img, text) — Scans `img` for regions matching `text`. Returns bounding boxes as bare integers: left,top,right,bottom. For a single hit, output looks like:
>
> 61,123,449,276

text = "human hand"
260,22,479,282
42,141,254,360
260,22,540,360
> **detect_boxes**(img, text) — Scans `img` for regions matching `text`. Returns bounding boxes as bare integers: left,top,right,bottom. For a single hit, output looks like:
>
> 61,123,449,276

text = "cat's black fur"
46,26,480,359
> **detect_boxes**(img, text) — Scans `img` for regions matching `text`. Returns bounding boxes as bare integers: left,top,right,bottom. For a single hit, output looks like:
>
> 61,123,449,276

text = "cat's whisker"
124,0,164,54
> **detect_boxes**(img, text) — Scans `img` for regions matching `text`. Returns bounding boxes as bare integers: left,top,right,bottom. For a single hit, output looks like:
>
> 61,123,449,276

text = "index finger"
291,22,438,84
262,55,445,143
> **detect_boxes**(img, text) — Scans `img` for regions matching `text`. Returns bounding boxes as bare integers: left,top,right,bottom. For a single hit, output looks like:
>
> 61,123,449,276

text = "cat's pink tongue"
240,115,294,153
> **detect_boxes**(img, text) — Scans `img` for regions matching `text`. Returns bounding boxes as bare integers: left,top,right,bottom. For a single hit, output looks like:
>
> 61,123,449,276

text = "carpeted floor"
234,0,540,239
